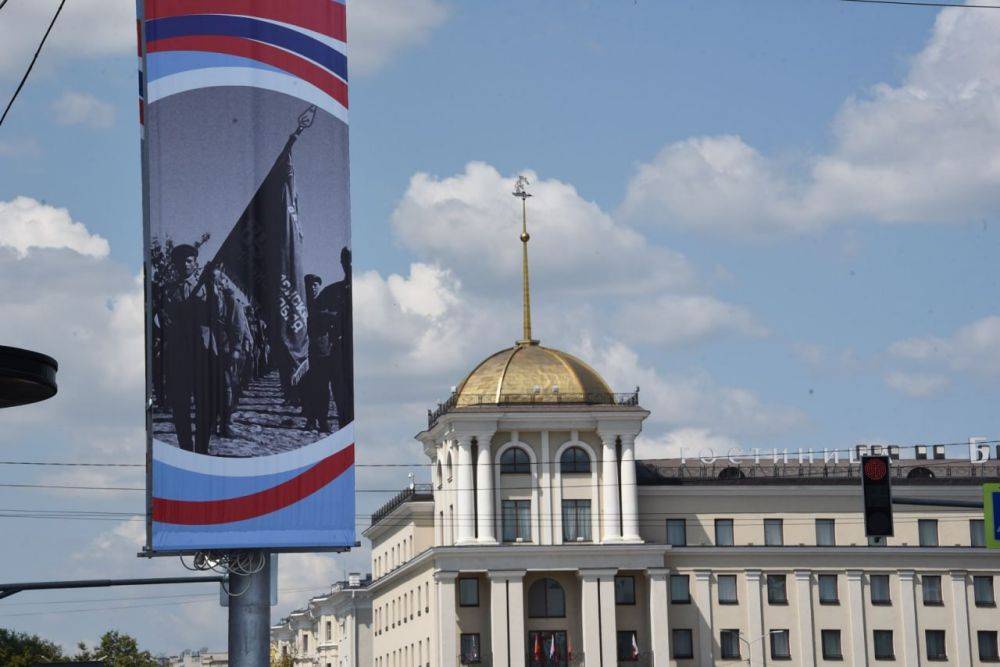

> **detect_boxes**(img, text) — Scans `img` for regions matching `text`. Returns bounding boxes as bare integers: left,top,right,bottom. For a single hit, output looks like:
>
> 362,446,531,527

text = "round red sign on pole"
864,457,888,481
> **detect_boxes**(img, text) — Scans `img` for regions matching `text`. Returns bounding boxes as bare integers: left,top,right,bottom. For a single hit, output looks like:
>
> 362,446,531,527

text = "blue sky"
2,0,1000,655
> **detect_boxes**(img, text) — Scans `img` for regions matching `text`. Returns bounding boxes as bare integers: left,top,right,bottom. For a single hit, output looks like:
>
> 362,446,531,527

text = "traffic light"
862,455,894,537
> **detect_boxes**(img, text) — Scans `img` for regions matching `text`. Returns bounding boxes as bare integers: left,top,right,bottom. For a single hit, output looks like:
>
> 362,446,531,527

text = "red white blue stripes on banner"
143,0,347,122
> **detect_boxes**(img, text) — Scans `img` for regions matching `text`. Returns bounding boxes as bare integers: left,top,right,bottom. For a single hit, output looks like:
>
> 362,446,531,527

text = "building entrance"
527,630,568,667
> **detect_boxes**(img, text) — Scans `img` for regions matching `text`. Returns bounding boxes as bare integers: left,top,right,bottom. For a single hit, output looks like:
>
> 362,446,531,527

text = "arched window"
446,452,454,481
500,447,531,474
528,577,566,618
718,467,745,480
560,446,591,473
435,460,443,486
907,466,935,479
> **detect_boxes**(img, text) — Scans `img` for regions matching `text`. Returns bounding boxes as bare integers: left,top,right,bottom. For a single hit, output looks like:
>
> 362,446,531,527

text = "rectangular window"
527,631,567,667
975,576,995,606
615,576,636,605
922,575,942,605
715,519,735,546
302,634,309,652
972,519,986,548
819,574,839,604
718,575,738,604
766,574,787,604
670,575,691,604
770,629,791,660
325,620,331,641
925,630,947,661
816,518,836,546
616,631,639,661
870,574,891,605
919,519,939,547
764,518,784,546
672,629,694,659
459,578,479,607
501,500,531,542
720,630,741,660
822,630,843,660
561,499,591,542
460,633,481,664
666,518,687,546
979,631,999,662
874,630,894,660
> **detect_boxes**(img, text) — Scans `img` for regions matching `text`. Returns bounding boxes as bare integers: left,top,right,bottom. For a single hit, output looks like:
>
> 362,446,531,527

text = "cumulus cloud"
616,294,766,345
890,315,1000,376
52,91,115,128
348,0,450,75
883,370,950,398
620,6,1000,236
392,162,694,296
0,196,109,258
636,428,740,461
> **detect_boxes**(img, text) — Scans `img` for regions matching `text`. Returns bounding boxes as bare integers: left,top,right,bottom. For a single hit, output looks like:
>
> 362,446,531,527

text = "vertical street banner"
138,0,355,553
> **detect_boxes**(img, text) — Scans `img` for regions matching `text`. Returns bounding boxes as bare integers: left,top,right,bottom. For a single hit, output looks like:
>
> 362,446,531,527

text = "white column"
600,433,621,543
579,569,618,666
744,570,764,667
435,571,459,667
619,433,641,543
476,436,496,544
694,571,714,667
845,570,867,666
489,570,526,667
898,570,919,667
950,571,972,667
455,439,476,545
648,568,671,667
539,431,552,545
794,571,815,665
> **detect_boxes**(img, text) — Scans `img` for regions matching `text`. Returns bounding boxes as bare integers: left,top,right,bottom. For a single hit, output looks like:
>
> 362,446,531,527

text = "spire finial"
513,175,537,345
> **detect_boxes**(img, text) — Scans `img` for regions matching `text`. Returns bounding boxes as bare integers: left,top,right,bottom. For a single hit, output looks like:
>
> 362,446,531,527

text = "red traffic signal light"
861,455,893,537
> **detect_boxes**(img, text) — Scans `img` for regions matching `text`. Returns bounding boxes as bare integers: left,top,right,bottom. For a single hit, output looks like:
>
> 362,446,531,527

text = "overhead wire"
0,0,67,128
841,0,1000,7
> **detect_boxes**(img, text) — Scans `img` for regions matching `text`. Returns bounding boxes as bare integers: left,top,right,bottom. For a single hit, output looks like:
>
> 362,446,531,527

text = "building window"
617,631,640,661
764,519,784,546
302,634,309,652
922,575,943,605
459,578,479,607
500,447,530,474
460,633,481,664
715,519,735,546
975,576,995,606
822,630,843,660
816,518,836,546
325,620,332,641
870,574,891,605
615,576,636,605
979,631,999,662
770,630,791,660
527,631,567,667
561,499,591,542
925,630,947,661
527,578,566,618
818,574,839,604
559,446,590,473
672,629,694,659
971,519,986,547
670,575,691,604
502,499,531,542
918,519,939,547
666,518,687,546
873,630,894,660
718,575,738,604
766,575,787,605
720,630,741,660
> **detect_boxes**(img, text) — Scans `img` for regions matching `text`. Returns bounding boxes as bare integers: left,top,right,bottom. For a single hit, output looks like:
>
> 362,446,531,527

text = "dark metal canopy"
0,345,58,408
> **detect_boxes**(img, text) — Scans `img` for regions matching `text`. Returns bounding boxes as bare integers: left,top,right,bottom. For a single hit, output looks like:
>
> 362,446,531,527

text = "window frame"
561,499,592,542
499,447,531,474
559,446,591,474
766,574,788,605
715,518,735,547
764,518,784,546
501,499,532,542
672,629,694,659
527,577,566,619
870,574,891,605
971,519,986,548
976,575,996,607
717,574,738,605
460,633,481,664
670,574,691,604
922,575,943,606
925,629,947,661
720,629,741,660
818,574,840,605
821,629,843,660
770,629,791,661
873,630,895,660
918,519,939,547
816,518,836,546
458,578,480,607
614,575,637,605
666,518,687,546
979,630,1000,662
616,631,640,662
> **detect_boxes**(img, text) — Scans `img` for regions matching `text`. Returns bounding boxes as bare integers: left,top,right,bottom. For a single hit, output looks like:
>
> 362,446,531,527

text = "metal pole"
892,496,983,509
228,552,270,667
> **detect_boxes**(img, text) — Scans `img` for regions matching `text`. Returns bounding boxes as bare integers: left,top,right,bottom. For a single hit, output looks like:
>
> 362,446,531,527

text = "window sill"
923,601,944,607
770,656,792,661
874,656,895,661
976,602,997,608
719,601,739,605
927,657,948,662
671,599,692,605
871,601,892,606
672,655,694,660
768,600,789,606
819,600,841,605
823,656,844,661
979,658,1000,663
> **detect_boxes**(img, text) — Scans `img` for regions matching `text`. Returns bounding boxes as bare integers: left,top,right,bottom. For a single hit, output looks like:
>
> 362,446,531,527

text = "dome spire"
513,175,538,346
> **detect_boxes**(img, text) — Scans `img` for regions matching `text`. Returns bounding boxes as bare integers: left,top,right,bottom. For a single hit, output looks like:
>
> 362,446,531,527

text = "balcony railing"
370,484,433,527
427,389,640,428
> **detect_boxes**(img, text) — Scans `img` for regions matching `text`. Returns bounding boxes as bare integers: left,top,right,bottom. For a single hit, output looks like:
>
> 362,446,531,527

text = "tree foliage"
74,630,158,667
0,628,67,666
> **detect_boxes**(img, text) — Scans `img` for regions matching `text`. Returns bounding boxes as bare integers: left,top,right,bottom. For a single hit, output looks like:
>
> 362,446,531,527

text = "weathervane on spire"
513,175,538,345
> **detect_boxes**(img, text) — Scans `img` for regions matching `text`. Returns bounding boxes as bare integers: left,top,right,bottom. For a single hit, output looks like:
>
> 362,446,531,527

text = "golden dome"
454,341,614,406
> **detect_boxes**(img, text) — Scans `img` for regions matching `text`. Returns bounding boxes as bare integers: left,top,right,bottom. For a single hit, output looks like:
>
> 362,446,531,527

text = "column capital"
949,570,968,581
646,567,670,580
694,570,712,582
745,569,762,582
898,569,916,582
794,570,812,582
845,569,864,582
578,568,618,581
434,570,460,583
487,570,526,582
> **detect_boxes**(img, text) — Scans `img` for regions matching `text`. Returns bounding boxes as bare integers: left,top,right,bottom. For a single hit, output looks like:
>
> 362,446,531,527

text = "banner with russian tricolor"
138,0,355,553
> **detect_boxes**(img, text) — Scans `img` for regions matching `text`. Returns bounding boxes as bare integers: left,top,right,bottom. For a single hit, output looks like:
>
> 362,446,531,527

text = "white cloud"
884,370,950,398
391,161,694,296
348,0,450,75
52,91,115,128
620,6,1000,236
636,428,740,461
0,196,109,258
617,294,766,345
890,315,1000,376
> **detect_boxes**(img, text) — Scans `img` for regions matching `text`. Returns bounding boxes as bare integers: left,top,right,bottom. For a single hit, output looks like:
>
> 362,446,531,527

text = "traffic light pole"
228,551,271,667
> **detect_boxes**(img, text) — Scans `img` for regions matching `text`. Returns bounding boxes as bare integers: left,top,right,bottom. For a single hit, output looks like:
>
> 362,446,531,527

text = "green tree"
74,630,157,667
0,628,67,666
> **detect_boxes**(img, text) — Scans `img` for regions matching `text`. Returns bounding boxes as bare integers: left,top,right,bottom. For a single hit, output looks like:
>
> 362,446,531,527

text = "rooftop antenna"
408,472,415,490
513,175,538,345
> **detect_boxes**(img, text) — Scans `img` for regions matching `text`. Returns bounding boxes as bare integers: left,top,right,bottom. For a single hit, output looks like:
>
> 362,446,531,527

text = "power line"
0,1,12,13
0,0,67,128
841,0,1000,7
